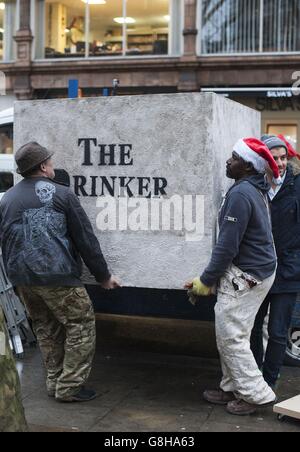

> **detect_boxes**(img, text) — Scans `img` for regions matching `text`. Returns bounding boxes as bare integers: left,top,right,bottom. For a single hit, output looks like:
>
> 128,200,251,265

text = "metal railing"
0,252,36,357
200,0,300,54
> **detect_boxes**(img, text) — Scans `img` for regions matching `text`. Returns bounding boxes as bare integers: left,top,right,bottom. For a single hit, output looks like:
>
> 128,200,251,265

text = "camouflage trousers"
0,307,28,432
17,286,96,400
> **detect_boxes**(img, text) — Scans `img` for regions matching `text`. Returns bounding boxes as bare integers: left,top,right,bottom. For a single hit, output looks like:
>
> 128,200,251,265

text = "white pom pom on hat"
233,137,282,185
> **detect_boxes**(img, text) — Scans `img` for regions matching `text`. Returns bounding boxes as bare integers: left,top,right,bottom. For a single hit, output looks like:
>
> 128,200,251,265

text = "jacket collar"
282,165,294,186
270,166,295,201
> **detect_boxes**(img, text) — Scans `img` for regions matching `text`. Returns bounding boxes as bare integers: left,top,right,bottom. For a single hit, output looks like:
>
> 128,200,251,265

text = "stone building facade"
0,0,300,145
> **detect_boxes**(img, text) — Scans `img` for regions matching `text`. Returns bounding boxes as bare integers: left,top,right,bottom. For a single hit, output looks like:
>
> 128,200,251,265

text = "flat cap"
15,142,54,175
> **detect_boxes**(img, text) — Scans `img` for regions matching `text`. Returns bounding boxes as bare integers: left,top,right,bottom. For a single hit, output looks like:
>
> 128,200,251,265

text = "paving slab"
18,346,300,433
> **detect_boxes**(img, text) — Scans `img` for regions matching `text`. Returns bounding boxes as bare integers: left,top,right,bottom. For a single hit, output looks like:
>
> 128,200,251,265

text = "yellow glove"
192,277,212,297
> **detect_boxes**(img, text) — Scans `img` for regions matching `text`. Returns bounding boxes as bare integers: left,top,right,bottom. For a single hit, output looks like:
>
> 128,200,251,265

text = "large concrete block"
14,93,260,289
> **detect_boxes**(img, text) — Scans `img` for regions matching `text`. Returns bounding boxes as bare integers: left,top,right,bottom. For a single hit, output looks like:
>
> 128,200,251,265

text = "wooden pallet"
274,396,300,421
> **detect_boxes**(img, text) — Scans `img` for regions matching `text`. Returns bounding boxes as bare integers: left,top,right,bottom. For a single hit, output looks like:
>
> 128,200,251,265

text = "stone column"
14,0,33,99
183,0,198,57
178,0,199,92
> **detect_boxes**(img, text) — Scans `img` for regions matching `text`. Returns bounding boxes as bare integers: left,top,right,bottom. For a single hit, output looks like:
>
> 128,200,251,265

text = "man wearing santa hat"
251,135,300,392
185,138,279,416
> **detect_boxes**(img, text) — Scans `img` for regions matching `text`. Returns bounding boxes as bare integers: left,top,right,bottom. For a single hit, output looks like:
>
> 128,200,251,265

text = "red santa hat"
233,138,282,185
277,134,300,160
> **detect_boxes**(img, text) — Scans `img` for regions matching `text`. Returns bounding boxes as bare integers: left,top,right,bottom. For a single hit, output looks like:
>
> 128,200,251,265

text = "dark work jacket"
201,174,276,287
0,177,111,287
270,161,300,293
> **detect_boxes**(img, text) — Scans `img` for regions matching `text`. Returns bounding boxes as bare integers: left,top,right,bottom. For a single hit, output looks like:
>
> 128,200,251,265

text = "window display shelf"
127,33,168,54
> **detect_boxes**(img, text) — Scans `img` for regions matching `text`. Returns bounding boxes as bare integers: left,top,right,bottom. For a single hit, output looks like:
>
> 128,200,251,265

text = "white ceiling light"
164,15,170,22
0,3,5,10
114,17,136,24
81,0,106,4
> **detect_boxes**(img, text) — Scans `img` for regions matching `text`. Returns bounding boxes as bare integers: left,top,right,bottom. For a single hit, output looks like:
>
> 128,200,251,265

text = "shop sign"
256,97,300,112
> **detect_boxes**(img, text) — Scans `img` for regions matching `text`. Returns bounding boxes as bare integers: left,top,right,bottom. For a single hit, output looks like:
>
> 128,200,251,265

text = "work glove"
184,278,213,306
191,277,212,296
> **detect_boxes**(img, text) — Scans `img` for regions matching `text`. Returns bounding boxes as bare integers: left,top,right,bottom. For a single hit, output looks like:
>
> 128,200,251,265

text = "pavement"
18,343,300,433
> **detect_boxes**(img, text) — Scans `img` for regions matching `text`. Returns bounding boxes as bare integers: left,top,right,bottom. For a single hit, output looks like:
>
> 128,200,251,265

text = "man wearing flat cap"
251,135,300,391
0,142,120,403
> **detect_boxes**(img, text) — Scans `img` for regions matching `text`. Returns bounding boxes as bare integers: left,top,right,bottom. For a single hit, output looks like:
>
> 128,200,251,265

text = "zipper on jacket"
296,199,300,224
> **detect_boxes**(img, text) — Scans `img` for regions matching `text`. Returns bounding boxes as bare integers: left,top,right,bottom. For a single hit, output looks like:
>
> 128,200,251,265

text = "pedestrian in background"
251,135,300,390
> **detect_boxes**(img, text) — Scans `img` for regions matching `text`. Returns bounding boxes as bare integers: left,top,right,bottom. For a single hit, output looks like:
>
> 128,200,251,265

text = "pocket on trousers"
218,265,261,298
218,273,237,297
73,287,88,299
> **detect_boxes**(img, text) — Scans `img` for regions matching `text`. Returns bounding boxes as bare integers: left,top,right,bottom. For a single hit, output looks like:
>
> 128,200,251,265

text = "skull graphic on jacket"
35,181,56,205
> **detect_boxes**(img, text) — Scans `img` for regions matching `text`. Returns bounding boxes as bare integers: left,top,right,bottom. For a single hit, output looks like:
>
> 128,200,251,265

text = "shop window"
126,0,169,56
267,124,298,149
36,0,179,59
0,0,18,61
43,0,86,58
88,0,123,57
200,0,300,54
263,0,300,52
201,0,260,54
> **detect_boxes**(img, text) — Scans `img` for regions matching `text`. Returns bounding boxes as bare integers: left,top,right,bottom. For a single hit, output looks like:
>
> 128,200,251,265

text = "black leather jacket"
0,177,110,287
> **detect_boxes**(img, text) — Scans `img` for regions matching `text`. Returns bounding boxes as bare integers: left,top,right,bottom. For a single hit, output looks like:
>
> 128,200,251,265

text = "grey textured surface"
14,93,260,289
20,345,300,432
